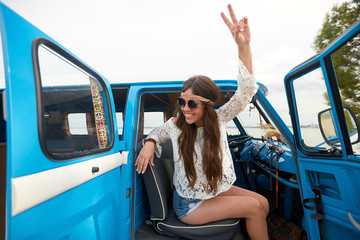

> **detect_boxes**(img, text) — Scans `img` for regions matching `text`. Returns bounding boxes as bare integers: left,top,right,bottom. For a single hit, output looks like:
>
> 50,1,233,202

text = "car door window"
330,32,360,154
292,66,338,152
34,41,113,160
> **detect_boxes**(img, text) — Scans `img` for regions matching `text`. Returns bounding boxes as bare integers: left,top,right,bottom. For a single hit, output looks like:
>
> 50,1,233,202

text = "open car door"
0,3,128,239
285,21,360,239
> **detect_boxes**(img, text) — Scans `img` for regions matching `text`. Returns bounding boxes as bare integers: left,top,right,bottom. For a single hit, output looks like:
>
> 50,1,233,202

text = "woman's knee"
260,196,269,216
250,193,269,216
246,197,266,218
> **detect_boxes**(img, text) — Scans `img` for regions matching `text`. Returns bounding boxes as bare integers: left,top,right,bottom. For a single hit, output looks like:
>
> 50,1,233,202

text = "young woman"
135,4,269,240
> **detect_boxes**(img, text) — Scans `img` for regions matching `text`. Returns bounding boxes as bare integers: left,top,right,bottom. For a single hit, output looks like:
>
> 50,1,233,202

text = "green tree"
313,0,360,120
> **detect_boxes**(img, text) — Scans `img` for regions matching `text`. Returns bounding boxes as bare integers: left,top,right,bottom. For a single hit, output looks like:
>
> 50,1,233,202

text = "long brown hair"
175,75,223,194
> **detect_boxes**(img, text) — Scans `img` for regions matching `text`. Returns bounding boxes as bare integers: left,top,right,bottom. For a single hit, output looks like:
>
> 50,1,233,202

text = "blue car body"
0,2,359,240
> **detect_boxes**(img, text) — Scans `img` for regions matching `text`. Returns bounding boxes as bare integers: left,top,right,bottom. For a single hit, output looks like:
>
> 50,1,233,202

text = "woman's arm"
135,118,172,174
216,59,258,123
216,4,258,123
221,4,252,74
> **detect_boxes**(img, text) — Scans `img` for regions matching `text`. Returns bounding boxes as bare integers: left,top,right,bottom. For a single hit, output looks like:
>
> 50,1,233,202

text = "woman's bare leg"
181,186,269,240
219,185,269,216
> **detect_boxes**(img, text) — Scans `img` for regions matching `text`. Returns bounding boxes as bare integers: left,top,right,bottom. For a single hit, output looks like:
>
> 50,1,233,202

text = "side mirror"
318,107,360,146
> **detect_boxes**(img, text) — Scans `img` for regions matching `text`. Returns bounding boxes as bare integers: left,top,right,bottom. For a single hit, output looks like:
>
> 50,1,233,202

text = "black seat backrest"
142,139,174,221
140,139,243,240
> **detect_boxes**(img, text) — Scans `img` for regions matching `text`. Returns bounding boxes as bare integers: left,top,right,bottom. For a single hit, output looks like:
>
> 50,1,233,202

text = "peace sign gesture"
221,4,252,74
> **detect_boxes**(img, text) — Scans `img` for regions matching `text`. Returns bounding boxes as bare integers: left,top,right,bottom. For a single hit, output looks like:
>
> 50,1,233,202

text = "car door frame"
285,20,360,239
0,3,129,239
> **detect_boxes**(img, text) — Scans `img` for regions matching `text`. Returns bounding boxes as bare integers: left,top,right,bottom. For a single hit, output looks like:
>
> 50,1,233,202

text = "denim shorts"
173,190,204,219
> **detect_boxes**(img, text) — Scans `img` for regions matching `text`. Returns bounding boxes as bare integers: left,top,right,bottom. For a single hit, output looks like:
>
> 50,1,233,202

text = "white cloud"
2,0,344,79
1,0,347,124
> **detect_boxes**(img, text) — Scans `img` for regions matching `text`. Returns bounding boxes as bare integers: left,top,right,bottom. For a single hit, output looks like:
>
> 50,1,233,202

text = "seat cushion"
156,209,240,240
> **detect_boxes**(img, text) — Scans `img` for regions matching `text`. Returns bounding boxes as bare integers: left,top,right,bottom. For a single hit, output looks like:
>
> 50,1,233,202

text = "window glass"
116,112,124,138
38,44,112,159
67,113,87,135
226,120,240,136
235,103,285,143
235,103,283,142
0,34,4,90
292,67,337,151
111,88,128,140
236,104,263,138
144,112,164,135
0,34,6,144
331,33,360,154
0,91,5,144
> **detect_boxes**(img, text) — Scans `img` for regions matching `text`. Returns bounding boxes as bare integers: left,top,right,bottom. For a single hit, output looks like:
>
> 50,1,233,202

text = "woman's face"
180,88,205,127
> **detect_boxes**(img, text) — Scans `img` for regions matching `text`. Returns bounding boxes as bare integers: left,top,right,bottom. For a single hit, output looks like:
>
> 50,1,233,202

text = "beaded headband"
180,92,215,106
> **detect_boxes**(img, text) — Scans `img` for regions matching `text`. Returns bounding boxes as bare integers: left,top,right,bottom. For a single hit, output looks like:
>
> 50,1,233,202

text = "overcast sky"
2,0,347,124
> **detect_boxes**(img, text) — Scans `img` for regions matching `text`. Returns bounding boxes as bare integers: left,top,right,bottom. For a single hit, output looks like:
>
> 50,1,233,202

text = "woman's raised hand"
221,4,250,47
221,4,252,73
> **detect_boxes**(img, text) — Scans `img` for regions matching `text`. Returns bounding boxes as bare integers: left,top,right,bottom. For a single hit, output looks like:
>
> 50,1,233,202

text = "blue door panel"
0,3,127,239
11,169,122,240
285,20,360,239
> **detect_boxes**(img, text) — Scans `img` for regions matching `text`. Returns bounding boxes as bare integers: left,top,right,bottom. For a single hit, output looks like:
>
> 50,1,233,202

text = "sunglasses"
177,97,201,109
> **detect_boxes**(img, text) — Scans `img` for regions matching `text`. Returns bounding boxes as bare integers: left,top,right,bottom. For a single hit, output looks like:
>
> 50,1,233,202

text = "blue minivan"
1,2,359,240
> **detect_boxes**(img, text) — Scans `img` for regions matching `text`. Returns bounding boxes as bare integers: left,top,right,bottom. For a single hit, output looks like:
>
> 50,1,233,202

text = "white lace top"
147,58,258,200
